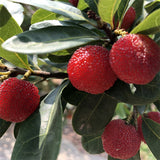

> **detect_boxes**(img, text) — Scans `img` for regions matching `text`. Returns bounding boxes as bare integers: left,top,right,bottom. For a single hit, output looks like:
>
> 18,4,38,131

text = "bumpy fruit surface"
69,0,78,7
0,78,40,122
116,7,136,30
67,45,117,94
109,34,160,84
137,112,160,143
102,119,141,159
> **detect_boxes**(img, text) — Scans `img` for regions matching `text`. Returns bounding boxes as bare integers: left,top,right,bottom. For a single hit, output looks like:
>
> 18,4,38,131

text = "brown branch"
0,66,68,79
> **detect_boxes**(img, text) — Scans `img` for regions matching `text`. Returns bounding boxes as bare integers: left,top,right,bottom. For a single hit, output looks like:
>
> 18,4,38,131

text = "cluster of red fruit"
67,33,160,94
0,78,40,122
101,112,160,159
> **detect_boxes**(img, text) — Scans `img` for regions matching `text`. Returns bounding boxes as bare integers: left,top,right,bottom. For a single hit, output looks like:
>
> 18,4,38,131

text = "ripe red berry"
102,119,141,159
0,78,40,122
114,7,136,30
67,45,117,94
137,112,160,143
69,0,78,7
109,34,160,85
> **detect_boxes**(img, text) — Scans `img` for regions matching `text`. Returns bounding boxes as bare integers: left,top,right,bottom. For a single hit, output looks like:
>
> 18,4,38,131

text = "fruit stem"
21,70,32,80
0,65,68,79
0,71,11,75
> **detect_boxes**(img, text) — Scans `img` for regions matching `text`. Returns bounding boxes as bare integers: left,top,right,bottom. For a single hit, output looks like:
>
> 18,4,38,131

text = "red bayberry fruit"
109,34,160,85
137,112,160,143
114,7,136,30
69,0,78,7
0,78,40,122
67,45,117,94
102,119,141,159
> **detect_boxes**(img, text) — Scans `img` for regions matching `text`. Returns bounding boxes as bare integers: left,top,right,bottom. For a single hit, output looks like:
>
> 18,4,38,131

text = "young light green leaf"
10,0,87,21
142,117,160,159
31,9,59,24
81,131,104,154
98,0,121,28
2,26,100,54
77,0,88,10
72,93,117,135
11,80,69,160
0,119,11,138
131,9,160,34
0,5,29,68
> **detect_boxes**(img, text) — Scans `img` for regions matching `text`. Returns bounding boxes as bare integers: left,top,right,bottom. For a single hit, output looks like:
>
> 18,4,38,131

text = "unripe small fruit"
69,0,78,7
102,119,141,159
67,45,117,94
114,7,136,30
137,112,160,143
0,78,40,122
109,34,160,84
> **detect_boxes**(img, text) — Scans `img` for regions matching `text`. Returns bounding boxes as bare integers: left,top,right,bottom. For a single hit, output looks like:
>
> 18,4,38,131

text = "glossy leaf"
98,0,121,28
0,0,24,25
62,82,87,106
2,25,100,54
81,131,104,154
31,9,59,24
11,80,69,160
131,9,160,34
116,0,135,28
145,0,160,14
142,117,160,159
0,119,11,138
72,93,117,135
77,0,88,10
106,72,160,105
85,0,99,15
154,32,160,46
10,0,87,21
29,19,80,30
0,5,29,68
132,0,144,20
48,54,71,63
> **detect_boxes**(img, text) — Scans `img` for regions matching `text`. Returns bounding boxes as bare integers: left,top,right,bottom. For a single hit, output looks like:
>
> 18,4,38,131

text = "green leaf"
145,0,160,14
0,119,11,138
132,0,144,20
81,131,104,154
48,54,71,63
116,0,135,28
2,25,100,54
154,99,160,111
30,19,80,30
0,5,29,68
85,0,99,15
10,0,87,21
11,80,69,160
142,117,160,159
72,93,117,135
31,9,59,24
106,72,160,105
98,0,121,28
131,9,160,34
154,32,160,46
77,0,88,10
62,82,87,106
